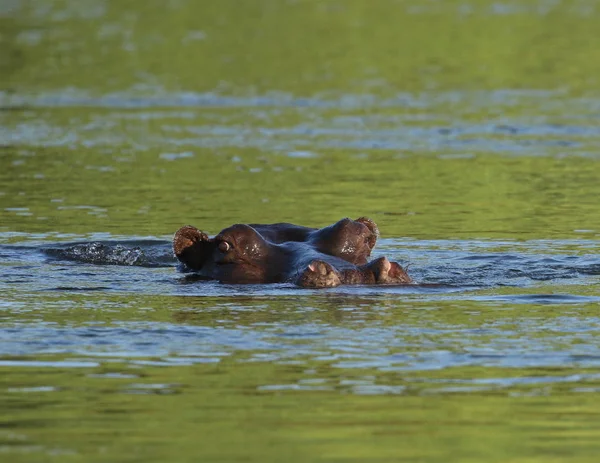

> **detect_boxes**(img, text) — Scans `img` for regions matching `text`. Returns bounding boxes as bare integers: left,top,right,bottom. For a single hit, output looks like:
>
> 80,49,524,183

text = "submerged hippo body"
173,218,411,288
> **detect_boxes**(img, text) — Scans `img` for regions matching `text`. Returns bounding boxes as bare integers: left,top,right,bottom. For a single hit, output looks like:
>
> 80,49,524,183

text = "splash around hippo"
173,217,412,288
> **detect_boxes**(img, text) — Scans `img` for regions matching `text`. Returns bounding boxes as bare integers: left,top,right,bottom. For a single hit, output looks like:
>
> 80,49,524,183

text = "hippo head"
173,225,212,271
296,260,342,288
312,217,379,265
368,257,412,285
212,224,273,283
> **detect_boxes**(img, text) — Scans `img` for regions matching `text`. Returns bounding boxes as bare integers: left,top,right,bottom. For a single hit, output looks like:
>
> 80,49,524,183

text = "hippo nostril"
218,241,231,253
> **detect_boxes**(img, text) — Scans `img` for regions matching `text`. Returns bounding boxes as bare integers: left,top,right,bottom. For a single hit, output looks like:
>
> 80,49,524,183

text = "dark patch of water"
43,240,174,267
1,236,599,293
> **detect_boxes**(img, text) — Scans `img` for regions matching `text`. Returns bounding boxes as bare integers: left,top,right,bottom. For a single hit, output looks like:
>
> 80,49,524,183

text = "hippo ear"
218,241,231,253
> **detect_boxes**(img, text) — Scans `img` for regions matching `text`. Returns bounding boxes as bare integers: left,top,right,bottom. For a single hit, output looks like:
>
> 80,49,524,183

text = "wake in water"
42,240,176,268
30,238,600,290
1,235,598,298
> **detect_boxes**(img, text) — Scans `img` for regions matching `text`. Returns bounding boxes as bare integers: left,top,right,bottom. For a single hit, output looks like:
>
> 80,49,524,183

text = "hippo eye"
218,241,231,253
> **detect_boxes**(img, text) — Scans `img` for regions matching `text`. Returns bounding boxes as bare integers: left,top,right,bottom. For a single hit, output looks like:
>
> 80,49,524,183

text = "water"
3,1,600,461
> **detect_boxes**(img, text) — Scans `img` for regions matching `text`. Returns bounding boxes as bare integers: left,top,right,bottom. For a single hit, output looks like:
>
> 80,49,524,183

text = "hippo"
173,218,412,288
248,216,379,265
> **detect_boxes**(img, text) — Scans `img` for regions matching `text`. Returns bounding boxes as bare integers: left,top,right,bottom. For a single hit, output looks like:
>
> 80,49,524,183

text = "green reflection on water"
3,0,600,238
2,135,600,239
3,357,600,462
3,0,600,461
3,0,600,94
3,293,600,461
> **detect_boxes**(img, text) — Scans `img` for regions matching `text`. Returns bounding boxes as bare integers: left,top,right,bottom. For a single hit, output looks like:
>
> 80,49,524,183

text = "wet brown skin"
172,226,213,271
176,224,357,284
296,257,412,288
249,216,379,265
173,217,379,275
173,220,411,288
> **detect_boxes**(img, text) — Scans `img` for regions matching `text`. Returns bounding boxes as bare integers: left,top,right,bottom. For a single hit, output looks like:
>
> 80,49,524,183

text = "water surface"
2,1,600,462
